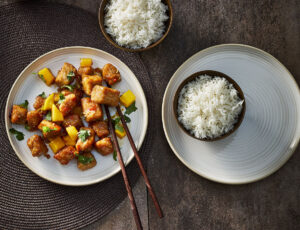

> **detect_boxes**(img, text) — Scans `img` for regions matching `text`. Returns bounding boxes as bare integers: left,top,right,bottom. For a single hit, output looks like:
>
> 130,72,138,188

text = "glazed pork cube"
77,152,97,171
11,105,27,124
91,85,120,107
54,146,77,165
95,137,114,155
59,93,77,116
76,127,95,152
102,63,121,85
27,134,49,158
27,110,43,130
82,75,102,96
78,66,94,76
62,114,83,129
38,120,62,139
55,62,77,87
33,96,45,110
81,97,103,122
91,121,109,139
61,89,83,104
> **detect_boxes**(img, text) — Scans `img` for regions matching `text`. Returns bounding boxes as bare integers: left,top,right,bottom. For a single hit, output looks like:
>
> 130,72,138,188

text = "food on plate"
27,134,49,158
104,0,169,49
120,90,136,107
55,62,77,86
95,137,114,155
9,58,138,171
177,75,244,139
91,85,120,107
77,152,97,171
81,97,103,122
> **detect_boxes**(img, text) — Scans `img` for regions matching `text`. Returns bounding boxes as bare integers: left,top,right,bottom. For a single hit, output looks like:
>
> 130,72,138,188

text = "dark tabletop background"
2,0,300,229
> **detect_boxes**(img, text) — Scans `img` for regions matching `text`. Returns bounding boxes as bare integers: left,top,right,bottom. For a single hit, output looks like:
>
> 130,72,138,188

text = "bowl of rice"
174,70,246,141
98,0,173,52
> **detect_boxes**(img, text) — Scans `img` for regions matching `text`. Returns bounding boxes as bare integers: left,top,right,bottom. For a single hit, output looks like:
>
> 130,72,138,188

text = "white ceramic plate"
5,46,148,186
162,44,300,184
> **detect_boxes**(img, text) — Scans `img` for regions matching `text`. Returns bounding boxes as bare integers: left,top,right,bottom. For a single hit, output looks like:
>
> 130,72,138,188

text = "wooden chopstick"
116,105,163,218
104,105,143,230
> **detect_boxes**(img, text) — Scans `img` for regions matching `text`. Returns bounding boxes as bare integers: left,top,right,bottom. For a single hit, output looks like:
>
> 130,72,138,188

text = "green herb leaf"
67,71,75,81
19,100,29,109
113,150,117,161
125,102,137,115
78,155,94,164
78,129,91,142
124,114,131,123
38,92,47,99
45,111,52,121
9,128,24,141
57,93,65,104
61,85,74,92
112,117,121,126
115,123,124,132
25,124,31,131
42,126,57,133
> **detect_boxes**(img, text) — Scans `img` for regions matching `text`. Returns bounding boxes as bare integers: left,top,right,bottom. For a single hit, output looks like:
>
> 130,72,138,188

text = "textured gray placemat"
0,1,154,229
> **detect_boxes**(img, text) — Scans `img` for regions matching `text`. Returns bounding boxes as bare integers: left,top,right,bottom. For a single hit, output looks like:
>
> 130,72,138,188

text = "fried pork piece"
38,120,62,139
54,146,77,165
11,105,27,124
59,94,77,116
102,63,121,85
78,66,94,76
55,62,77,87
76,127,95,152
91,85,120,107
95,137,114,155
61,89,83,104
62,114,83,129
77,152,97,171
27,110,43,130
81,97,103,122
33,96,45,110
27,134,49,158
82,75,102,96
91,121,109,139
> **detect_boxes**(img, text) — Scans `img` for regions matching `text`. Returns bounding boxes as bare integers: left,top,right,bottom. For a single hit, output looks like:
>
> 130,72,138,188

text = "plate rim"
162,43,300,184
5,46,149,186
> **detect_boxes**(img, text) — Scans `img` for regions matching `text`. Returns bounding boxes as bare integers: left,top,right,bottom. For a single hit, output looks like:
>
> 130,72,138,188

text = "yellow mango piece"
80,58,93,67
51,104,64,122
38,68,55,86
120,90,136,108
49,137,65,154
66,126,78,141
115,128,126,139
63,135,76,146
72,106,82,116
54,93,60,102
42,93,54,110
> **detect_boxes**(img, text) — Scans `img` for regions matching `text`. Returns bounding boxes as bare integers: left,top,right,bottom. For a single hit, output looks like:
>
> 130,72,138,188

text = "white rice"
177,75,244,139
104,0,169,49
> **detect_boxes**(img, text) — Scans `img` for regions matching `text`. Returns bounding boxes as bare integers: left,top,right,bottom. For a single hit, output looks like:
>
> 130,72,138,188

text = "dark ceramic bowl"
98,0,173,52
173,70,246,142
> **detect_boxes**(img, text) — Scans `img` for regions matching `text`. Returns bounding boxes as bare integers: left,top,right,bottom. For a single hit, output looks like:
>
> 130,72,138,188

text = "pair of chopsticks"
103,85,163,230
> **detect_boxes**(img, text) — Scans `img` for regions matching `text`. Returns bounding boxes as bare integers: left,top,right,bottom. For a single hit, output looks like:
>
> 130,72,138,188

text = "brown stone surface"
2,0,299,229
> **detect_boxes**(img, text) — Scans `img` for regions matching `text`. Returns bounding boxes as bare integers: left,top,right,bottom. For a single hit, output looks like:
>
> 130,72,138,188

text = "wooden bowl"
98,0,173,52
173,70,246,142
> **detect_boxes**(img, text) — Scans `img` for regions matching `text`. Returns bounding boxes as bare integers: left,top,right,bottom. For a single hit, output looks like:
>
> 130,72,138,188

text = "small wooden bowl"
98,0,173,52
173,70,246,142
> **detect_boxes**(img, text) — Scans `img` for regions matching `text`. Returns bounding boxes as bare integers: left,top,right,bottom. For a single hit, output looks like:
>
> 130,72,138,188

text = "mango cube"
51,104,64,122
42,93,54,110
38,68,55,86
66,126,78,141
63,135,76,146
115,128,126,139
54,93,60,102
120,90,135,108
49,137,65,154
80,58,93,67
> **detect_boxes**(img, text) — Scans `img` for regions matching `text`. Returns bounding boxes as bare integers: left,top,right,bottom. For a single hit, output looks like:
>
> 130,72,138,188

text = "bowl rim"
98,0,173,52
173,70,246,142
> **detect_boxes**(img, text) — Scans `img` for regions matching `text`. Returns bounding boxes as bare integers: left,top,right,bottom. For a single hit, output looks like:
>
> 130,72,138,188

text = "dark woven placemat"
0,1,154,229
